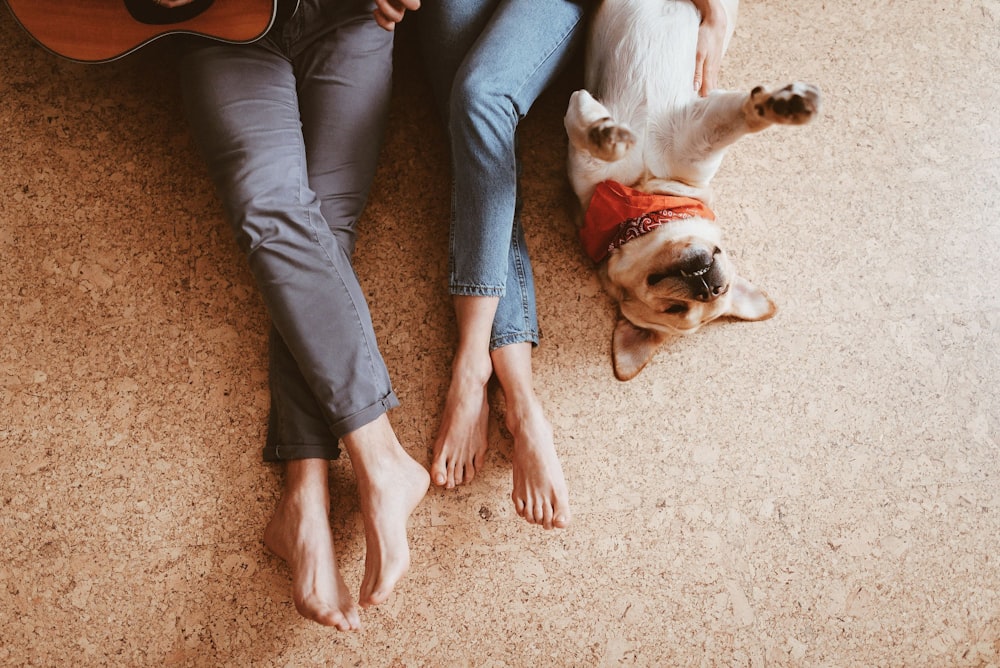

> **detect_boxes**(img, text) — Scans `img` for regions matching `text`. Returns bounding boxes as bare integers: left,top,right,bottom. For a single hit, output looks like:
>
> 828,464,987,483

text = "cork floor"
2,2,999,666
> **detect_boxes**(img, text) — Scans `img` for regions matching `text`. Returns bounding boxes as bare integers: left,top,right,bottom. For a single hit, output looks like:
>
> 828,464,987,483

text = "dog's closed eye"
647,271,678,286
663,303,688,314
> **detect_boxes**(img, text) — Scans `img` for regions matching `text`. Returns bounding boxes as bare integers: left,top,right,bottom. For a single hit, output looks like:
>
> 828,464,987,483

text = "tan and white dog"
565,0,820,380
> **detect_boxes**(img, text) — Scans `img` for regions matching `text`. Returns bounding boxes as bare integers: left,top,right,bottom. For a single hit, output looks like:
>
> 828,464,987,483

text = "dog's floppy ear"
726,276,778,321
612,316,667,381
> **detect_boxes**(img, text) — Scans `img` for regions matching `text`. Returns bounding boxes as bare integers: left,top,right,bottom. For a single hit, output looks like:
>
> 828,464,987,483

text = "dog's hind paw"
746,82,821,127
587,118,636,162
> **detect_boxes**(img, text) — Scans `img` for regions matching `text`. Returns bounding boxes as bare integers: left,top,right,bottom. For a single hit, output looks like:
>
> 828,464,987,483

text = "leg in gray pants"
179,0,398,461
175,1,430,628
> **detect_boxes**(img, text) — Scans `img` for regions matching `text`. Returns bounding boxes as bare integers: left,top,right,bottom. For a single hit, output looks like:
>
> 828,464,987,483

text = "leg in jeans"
418,0,587,528
179,0,427,626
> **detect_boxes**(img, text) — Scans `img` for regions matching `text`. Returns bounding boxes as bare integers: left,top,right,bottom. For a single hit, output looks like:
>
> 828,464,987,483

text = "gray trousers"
178,0,398,461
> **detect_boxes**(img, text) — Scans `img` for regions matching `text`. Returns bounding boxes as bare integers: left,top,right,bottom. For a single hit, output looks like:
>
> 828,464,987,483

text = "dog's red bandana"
580,180,715,263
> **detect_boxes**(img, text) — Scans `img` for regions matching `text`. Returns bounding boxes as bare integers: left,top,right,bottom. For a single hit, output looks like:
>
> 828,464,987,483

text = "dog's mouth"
647,246,729,302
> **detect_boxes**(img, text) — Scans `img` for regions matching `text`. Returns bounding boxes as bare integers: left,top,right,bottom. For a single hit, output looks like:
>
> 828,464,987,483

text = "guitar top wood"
4,0,278,63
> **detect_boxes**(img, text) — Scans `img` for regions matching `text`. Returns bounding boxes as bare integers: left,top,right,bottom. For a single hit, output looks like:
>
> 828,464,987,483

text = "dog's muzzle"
680,248,729,302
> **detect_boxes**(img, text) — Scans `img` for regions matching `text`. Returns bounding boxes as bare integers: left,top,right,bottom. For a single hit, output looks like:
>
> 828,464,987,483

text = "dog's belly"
588,0,699,102
586,0,703,190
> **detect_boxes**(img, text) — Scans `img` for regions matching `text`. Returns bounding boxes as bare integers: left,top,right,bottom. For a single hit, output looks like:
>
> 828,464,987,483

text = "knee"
224,182,310,255
228,192,290,255
448,69,520,139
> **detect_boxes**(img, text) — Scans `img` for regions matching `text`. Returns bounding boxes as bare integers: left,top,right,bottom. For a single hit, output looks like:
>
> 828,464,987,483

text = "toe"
514,499,534,522
308,603,355,631
541,504,554,530
460,460,476,485
532,502,546,526
430,456,448,487
366,586,391,607
512,491,526,516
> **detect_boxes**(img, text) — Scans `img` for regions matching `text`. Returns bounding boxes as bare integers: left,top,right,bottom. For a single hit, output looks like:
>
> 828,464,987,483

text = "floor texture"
2,1,999,666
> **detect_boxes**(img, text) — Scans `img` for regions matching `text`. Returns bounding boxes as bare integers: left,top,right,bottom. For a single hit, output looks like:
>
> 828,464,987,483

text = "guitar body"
4,0,282,63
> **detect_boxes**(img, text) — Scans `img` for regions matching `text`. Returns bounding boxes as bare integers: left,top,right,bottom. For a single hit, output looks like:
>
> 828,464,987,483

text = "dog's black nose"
677,247,715,277
680,248,727,301
699,277,730,301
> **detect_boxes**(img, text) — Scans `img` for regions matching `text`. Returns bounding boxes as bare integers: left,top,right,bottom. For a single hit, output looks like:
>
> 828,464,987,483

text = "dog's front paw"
587,118,636,162
746,82,821,127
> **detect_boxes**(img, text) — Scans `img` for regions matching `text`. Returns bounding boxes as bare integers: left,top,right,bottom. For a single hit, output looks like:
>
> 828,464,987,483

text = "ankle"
503,384,543,417
505,395,551,437
344,413,396,449
343,416,413,479
282,459,330,502
451,350,493,387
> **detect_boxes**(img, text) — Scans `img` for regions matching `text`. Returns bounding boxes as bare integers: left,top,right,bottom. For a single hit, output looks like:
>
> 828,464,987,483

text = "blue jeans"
177,0,398,461
417,0,590,349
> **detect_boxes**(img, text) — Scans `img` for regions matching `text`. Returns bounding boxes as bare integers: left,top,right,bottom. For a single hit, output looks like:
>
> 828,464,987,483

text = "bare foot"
263,461,361,630
430,354,493,488
507,399,572,530
343,417,430,608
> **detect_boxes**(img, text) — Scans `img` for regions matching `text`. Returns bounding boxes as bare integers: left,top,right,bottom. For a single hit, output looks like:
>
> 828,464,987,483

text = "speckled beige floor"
2,2,998,666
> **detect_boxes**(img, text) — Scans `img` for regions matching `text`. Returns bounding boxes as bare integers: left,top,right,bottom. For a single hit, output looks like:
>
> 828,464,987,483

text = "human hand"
693,5,728,96
374,0,420,31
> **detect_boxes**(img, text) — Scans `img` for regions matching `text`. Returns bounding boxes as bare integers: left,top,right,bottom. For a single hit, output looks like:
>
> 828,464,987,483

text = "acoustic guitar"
3,0,289,63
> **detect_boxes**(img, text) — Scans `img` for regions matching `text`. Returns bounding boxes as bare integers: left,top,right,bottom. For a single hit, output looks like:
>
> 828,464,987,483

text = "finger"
375,0,406,23
693,52,706,94
373,10,398,31
702,61,720,96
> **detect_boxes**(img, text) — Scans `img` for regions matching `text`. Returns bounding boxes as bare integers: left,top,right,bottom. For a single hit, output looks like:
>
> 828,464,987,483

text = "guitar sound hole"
123,0,215,25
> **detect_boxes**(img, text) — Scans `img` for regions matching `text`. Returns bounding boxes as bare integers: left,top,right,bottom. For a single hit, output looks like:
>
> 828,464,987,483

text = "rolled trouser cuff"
262,390,400,462
263,441,341,462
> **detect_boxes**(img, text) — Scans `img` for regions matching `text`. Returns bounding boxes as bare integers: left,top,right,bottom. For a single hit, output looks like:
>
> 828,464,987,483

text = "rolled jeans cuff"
491,331,539,350
450,284,505,298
